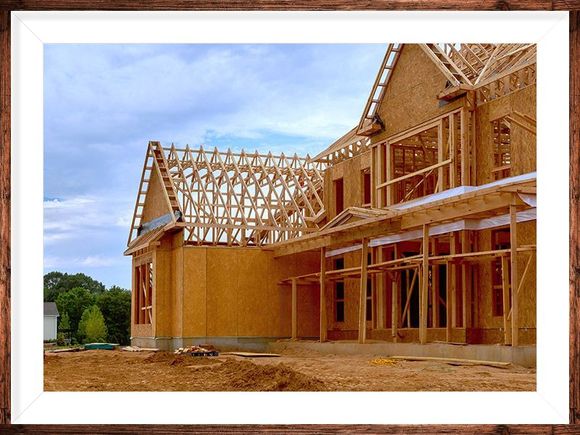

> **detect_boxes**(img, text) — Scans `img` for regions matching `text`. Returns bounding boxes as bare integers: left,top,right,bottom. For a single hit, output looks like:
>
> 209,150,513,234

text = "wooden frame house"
125,43,536,351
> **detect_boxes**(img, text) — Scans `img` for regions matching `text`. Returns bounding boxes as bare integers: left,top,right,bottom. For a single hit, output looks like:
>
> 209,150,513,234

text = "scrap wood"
45,347,84,353
222,352,280,358
389,355,511,369
122,346,159,352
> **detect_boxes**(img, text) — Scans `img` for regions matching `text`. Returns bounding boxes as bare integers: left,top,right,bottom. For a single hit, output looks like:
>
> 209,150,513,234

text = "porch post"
358,238,369,344
320,247,327,342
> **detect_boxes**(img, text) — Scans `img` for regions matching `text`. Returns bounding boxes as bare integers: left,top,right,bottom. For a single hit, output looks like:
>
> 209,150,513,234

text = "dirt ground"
44,348,535,392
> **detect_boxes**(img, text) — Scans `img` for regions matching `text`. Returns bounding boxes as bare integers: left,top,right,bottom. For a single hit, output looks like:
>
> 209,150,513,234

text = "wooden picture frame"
0,2,578,432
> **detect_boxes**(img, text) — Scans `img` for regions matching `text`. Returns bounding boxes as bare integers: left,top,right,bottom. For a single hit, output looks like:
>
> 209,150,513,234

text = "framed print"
1,3,579,433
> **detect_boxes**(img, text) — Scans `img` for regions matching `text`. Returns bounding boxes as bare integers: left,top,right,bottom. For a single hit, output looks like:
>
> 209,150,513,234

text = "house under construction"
125,43,536,354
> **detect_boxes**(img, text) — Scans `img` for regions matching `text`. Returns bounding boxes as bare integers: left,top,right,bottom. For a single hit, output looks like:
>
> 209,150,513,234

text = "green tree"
44,272,106,302
77,305,108,343
58,311,70,332
96,286,131,345
55,287,95,339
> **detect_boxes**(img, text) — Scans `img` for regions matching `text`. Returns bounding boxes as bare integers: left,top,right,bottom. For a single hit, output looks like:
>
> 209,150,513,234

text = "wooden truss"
355,43,536,139
128,142,327,248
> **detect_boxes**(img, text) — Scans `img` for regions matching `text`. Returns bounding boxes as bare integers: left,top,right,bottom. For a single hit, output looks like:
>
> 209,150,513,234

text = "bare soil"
44,349,535,392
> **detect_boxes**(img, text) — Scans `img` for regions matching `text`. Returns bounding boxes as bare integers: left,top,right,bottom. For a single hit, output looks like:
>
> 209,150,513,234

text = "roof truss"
128,142,328,248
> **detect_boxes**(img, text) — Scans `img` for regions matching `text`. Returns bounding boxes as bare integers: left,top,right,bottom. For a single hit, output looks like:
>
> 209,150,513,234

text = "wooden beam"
461,231,471,330
320,247,327,342
501,255,511,345
391,245,399,342
420,224,429,344
376,247,385,329
510,202,519,346
358,238,369,344
291,278,297,340
377,159,452,189
431,239,439,328
385,142,392,206
450,232,458,329
445,260,452,342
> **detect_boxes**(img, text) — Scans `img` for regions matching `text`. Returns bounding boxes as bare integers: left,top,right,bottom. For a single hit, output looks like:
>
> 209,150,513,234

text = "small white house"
44,302,59,341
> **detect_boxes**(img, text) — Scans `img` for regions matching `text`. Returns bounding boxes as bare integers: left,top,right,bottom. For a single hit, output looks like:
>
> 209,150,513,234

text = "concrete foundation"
270,340,536,368
132,336,535,368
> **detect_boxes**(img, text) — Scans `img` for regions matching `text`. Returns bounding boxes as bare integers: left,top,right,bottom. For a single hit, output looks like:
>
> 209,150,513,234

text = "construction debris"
174,345,219,357
45,347,84,353
122,346,160,352
388,355,511,369
369,357,397,367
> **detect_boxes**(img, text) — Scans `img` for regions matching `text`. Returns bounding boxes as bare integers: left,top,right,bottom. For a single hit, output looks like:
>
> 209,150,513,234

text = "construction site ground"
44,348,535,392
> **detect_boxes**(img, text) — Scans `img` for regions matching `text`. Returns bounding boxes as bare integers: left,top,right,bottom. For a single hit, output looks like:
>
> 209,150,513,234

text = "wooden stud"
391,245,399,342
450,232,458,328
376,247,386,329
461,231,472,330
510,202,519,347
431,238,439,328
445,260,452,342
291,278,297,340
358,238,369,344
420,224,429,344
501,255,511,345
320,247,327,343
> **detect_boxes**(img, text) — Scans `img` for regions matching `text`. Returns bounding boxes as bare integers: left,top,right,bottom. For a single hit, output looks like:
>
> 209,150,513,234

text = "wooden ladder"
150,141,182,216
127,146,155,245
358,43,402,131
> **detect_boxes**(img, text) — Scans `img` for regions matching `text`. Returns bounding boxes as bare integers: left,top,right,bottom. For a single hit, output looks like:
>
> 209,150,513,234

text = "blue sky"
44,43,386,289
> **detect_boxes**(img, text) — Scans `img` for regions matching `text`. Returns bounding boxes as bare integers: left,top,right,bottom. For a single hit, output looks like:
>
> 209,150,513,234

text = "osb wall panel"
140,167,170,224
182,247,207,337
474,221,536,335
325,151,372,220
170,246,183,338
153,243,173,337
178,247,321,338
372,44,465,143
475,84,536,185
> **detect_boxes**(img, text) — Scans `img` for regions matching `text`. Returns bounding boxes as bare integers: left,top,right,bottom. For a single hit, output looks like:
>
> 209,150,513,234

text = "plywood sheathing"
475,85,536,185
132,240,322,341
371,45,466,142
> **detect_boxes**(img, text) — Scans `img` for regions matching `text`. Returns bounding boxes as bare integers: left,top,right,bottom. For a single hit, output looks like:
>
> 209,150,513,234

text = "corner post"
510,200,519,346
420,224,429,344
291,278,297,340
358,238,369,344
320,247,327,342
